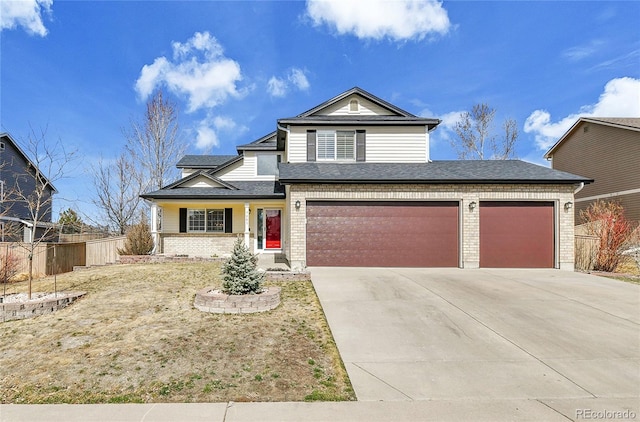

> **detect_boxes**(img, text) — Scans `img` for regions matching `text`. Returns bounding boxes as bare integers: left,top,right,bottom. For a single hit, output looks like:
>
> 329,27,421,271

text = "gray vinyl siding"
550,122,640,222
0,137,54,223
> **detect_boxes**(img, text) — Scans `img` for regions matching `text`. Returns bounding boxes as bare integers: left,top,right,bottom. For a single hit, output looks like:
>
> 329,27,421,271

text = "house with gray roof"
544,117,640,223
0,132,58,242
141,87,591,270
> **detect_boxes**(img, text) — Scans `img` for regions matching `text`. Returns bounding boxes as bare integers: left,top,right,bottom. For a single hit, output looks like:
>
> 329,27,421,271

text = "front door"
257,209,281,250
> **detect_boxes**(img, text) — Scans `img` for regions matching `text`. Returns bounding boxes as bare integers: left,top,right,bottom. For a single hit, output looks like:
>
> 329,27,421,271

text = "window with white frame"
188,209,224,232
317,130,355,161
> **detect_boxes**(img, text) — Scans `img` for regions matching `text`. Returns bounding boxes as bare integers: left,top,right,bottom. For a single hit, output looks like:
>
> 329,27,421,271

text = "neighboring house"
142,87,591,270
544,118,640,223
0,132,58,242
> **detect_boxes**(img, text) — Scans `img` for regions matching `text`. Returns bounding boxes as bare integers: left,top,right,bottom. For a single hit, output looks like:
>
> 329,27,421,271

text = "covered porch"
149,199,289,262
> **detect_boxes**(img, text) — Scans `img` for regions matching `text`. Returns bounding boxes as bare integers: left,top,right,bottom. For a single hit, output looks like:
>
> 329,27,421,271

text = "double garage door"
306,201,554,268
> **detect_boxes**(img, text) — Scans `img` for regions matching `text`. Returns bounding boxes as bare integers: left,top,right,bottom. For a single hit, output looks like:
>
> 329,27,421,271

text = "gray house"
142,87,591,270
0,132,57,242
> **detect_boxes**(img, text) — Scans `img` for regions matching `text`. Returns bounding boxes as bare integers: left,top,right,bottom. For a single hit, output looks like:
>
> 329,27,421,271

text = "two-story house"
141,87,591,270
544,117,640,223
0,132,58,242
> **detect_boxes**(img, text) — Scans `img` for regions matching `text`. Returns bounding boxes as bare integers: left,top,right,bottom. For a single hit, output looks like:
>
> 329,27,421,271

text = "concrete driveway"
311,268,639,415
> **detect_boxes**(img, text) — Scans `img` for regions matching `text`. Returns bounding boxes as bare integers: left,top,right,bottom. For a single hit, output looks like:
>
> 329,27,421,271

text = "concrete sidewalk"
4,398,637,421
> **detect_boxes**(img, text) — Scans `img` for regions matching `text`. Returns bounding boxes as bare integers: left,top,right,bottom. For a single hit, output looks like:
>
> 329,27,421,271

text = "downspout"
574,182,585,195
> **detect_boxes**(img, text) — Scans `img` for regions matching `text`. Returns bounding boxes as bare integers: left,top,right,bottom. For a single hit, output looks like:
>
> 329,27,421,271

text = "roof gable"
0,132,58,193
544,117,640,159
297,87,416,118
163,171,238,191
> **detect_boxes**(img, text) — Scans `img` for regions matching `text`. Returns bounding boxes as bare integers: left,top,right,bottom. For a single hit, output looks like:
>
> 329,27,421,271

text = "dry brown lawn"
0,263,355,403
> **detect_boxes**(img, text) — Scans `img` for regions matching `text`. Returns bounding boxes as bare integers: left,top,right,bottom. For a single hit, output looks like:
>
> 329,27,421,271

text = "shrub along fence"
0,242,86,277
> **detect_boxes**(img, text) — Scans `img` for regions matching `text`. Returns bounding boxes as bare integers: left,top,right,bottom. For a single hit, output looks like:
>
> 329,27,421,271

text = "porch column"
150,202,159,254
244,202,250,247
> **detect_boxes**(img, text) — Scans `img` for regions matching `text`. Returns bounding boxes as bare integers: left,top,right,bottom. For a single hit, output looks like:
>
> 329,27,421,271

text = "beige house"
544,118,640,223
142,87,590,270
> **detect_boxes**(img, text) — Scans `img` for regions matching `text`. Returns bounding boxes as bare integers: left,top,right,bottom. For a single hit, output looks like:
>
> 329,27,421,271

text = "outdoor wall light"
564,201,573,211
468,201,477,211
295,200,301,210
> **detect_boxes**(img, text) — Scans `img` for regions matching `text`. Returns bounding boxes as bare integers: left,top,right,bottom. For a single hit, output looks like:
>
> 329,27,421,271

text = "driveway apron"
310,267,640,407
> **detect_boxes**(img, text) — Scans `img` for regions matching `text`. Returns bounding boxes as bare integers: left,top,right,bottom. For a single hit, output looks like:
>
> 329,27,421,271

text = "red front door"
265,210,281,249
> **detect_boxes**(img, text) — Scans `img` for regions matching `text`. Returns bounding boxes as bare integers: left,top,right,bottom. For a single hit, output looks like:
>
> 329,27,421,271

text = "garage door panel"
480,201,554,268
306,201,459,267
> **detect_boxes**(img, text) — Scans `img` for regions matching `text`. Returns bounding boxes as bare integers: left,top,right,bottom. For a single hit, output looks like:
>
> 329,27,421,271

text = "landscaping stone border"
194,286,281,314
118,255,225,264
1,291,86,322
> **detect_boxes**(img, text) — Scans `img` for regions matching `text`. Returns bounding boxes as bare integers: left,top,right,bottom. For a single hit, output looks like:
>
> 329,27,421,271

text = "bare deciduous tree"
8,128,76,298
125,89,185,191
91,153,144,235
451,103,518,160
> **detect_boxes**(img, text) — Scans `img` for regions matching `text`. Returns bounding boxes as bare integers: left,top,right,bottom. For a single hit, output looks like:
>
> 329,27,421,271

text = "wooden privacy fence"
86,236,125,266
0,242,86,276
575,234,599,272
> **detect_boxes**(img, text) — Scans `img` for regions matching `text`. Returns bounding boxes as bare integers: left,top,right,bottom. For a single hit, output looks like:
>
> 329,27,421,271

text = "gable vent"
349,99,359,113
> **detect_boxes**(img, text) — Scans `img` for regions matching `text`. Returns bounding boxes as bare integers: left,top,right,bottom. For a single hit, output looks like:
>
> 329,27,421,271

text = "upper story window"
317,130,355,161
257,154,281,176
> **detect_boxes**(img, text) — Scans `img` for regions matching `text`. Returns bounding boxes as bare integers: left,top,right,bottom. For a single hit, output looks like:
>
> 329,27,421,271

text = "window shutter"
224,208,233,233
307,130,316,162
356,130,366,162
179,208,187,233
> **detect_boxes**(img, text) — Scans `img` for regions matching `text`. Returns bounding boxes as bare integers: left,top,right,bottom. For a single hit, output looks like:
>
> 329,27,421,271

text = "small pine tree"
117,221,154,255
222,238,265,295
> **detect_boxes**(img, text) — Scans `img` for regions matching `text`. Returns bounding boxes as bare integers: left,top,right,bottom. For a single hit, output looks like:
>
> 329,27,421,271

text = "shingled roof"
140,181,285,200
279,160,592,184
176,155,238,169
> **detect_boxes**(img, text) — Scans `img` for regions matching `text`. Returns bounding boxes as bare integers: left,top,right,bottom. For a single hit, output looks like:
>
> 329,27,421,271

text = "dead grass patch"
0,263,354,403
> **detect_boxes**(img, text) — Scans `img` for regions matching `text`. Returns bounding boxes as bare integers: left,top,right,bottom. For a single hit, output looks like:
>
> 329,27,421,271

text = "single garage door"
306,201,459,267
480,201,554,268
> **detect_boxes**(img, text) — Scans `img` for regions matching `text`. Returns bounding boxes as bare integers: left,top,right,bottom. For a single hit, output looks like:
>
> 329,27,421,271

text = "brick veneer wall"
161,233,246,258
286,183,576,271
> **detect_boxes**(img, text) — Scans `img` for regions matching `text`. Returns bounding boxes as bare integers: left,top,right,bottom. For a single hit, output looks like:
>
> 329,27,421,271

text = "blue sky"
1,0,639,222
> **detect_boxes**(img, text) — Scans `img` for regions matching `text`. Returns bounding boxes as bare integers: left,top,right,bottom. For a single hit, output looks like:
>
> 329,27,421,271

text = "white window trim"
187,208,225,233
316,130,356,161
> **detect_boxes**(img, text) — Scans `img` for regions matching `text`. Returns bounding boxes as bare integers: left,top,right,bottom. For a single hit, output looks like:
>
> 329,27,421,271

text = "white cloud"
562,39,604,61
194,115,249,151
420,108,463,143
0,0,52,36
267,77,287,98
135,31,245,112
195,125,219,150
306,0,451,42
524,77,640,150
289,68,310,91
267,68,310,98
